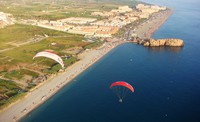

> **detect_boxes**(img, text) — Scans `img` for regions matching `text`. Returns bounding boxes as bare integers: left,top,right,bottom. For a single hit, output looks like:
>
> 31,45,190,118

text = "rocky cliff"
133,38,184,47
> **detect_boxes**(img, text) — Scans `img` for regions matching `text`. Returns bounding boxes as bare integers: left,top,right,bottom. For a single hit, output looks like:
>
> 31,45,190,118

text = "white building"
59,17,97,25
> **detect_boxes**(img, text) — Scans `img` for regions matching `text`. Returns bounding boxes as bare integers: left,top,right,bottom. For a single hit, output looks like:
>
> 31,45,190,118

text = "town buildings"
19,4,166,38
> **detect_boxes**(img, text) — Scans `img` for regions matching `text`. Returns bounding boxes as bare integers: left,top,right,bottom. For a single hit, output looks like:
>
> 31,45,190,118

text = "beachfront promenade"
0,40,126,122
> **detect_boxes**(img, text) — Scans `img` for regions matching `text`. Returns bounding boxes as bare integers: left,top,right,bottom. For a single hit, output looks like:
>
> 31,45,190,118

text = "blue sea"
21,0,200,122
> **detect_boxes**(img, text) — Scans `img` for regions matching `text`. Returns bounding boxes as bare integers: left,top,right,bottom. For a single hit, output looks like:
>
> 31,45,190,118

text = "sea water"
21,0,200,121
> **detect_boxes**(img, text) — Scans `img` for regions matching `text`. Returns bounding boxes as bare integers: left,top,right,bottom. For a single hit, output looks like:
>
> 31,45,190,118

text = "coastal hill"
0,0,136,3
0,0,139,6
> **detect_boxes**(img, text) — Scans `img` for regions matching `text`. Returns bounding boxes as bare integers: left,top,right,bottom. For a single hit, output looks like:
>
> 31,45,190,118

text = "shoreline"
0,39,127,122
0,9,173,122
134,9,173,38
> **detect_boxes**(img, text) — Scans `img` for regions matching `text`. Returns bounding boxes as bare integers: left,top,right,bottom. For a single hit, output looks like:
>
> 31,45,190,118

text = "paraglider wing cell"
110,81,134,92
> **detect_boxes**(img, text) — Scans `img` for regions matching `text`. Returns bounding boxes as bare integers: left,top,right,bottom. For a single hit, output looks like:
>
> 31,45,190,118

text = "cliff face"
165,39,184,46
134,38,184,47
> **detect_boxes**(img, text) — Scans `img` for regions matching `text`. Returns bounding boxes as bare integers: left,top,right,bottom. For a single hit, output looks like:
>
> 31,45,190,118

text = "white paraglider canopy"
33,51,64,68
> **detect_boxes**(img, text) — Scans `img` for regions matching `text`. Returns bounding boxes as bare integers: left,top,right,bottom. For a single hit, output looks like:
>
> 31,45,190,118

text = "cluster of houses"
20,4,166,38
136,4,166,14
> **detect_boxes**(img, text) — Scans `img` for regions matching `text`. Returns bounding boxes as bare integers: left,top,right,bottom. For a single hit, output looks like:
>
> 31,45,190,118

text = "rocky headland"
132,37,184,47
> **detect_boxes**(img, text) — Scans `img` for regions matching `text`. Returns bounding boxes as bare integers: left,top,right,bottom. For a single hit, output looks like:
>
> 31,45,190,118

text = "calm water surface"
21,0,200,121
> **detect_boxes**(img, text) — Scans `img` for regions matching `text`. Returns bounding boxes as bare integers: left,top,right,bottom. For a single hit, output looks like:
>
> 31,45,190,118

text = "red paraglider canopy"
110,81,134,92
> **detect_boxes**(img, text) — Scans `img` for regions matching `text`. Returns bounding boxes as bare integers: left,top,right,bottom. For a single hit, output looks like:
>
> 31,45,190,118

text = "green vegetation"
1,36,86,63
83,41,104,49
43,64,62,74
0,3,67,20
0,35,89,87
0,23,98,85
65,11,95,19
4,69,39,80
0,92,26,110
64,57,78,66
0,1,120,20
0,23,89,81
0,1,121,108
0,24,84,50
43,57,77,74
0,79,25,109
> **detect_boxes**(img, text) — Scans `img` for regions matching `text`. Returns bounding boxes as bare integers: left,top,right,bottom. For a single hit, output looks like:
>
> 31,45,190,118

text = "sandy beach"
0,39,126,122
134,9,173,38
0,9,173,122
